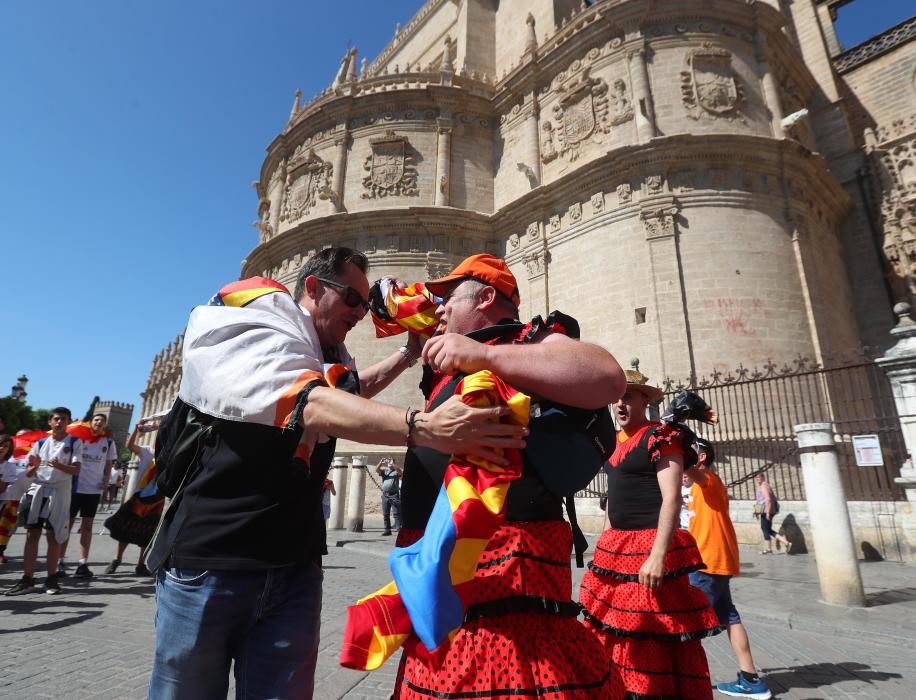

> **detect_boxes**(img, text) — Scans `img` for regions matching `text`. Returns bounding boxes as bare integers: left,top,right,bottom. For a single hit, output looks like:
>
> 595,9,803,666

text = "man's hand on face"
422,334,491,375
414,395,527,465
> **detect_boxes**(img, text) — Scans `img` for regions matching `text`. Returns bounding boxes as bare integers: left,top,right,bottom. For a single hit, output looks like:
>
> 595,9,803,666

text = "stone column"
876,303,916,502
329,456,348,530
435,119,452,206
346,455,368,533
755,31,784,137
525,98,541,187
331,133,349,213
795,423,866,607
627,46,656,142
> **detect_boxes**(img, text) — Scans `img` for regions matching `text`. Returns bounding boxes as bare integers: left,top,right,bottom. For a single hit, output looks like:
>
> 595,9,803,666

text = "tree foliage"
0,397,51,434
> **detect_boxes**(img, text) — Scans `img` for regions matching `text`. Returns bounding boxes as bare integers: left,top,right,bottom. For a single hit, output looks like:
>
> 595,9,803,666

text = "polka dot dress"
393,521,623,699
580,528,723,699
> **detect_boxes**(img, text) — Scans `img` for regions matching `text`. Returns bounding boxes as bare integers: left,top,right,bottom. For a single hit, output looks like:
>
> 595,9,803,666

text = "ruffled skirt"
394,521,622,699
580,528,722,699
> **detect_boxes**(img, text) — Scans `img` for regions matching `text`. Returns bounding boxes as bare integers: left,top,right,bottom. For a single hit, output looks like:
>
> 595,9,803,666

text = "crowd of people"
0,413,158,595
0,247,790,699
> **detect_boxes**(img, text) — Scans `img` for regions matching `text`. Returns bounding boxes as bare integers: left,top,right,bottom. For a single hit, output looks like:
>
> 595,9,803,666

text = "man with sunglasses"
148,247,527,700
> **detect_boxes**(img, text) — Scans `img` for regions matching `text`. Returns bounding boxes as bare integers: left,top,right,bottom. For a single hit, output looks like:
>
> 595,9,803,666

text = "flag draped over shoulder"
340,370,530,671
66,422,112,444
179,277,348,431
368,277,441,340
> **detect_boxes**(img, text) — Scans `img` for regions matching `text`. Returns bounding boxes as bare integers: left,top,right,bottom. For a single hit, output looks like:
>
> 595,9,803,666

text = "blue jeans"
149,562,323,700
689,571,741,627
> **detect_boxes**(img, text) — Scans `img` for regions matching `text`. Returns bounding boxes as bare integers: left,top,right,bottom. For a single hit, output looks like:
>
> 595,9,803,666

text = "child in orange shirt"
686,439,773,700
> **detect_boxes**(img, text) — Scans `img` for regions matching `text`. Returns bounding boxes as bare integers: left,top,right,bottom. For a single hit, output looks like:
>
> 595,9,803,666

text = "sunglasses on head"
315,277,370,312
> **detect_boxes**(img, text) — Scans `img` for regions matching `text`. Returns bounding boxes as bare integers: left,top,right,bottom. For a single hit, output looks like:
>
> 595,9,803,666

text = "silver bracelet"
398,345,417,367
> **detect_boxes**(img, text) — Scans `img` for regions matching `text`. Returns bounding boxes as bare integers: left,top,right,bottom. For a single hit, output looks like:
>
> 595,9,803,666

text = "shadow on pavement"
323,565,356,570
0,599,106,634
866,586,916,607
762,661,903,693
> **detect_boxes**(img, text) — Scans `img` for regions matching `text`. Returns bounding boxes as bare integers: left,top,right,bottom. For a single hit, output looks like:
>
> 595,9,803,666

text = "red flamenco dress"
391,320,622,699
580,422,723,699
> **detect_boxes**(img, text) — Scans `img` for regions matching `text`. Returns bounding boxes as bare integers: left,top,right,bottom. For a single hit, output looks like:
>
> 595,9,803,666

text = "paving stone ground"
0,510,913,699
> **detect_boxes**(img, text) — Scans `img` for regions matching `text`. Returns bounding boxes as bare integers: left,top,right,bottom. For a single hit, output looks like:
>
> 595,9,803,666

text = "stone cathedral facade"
140,0,916,460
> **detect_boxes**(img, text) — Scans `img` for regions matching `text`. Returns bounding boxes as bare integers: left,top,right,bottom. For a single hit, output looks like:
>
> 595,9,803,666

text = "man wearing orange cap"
392,253,628,699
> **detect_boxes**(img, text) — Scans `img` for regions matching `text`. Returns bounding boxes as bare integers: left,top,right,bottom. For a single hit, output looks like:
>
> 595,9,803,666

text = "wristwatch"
398,345,418,367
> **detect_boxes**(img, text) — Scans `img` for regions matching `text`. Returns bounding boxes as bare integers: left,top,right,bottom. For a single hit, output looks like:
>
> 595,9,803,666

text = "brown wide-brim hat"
426,253,521,307
624,368,663,404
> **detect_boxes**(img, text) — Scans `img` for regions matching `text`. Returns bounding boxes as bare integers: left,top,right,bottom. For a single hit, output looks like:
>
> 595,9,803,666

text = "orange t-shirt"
688,471,740,576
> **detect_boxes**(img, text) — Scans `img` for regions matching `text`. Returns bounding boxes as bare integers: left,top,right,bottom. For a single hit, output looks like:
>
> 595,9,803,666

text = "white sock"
78,559,86,565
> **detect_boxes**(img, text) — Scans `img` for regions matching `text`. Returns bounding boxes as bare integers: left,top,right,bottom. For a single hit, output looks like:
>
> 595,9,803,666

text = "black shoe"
56,561,67,577
5,575,35,596
44,575,61,595
74,563,94,579
134,563,152,577
104,559,121,574
382,531,392,536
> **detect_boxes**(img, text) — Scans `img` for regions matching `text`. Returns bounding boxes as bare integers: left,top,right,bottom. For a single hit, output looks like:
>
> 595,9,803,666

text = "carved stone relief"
642,206,679,240
523,250,548,278
527,221,540,240
361,130,419,198
608,79,634,125
645,175,665,194
680,44,745,121
591,192,605,213
547,65,612,162
509,233,521,250
550,214,561,232
617,183,632,204
280,148,333,223
569,202,582,221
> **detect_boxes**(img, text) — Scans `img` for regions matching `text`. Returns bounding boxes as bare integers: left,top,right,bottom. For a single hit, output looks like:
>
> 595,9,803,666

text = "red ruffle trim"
394,521,623,699
589,527,706,580
395,521,574,604
648,423,696,466
580,529,722,641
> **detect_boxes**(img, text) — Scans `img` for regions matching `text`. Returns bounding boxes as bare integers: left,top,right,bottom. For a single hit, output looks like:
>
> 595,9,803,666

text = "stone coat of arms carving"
547,66,611,162
280,147,332,223
680,44,745,120
361,130,419,199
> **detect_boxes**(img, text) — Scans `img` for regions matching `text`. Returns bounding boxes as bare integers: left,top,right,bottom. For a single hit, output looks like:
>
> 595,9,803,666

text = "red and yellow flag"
369,278,441,340
340,370,529,671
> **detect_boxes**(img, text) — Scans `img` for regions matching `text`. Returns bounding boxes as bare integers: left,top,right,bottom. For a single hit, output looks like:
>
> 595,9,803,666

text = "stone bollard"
346,455,368,533
329,456,348,531
795,423,866,607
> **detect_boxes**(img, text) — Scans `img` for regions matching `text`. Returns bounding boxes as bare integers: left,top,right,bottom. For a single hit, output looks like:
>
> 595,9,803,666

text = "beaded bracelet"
405,407,421,447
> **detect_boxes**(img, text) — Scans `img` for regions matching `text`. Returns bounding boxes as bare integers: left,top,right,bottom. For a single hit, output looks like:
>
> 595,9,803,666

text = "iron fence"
578,351,907,502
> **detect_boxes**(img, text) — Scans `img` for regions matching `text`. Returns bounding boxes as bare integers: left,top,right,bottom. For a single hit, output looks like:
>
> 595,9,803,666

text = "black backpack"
153,397,219,499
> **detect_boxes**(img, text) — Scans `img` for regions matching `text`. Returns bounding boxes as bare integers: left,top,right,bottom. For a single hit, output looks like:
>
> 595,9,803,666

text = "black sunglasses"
316,277,369,312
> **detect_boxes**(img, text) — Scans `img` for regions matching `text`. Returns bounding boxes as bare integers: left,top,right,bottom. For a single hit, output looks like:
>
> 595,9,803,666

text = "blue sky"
1,1,911,421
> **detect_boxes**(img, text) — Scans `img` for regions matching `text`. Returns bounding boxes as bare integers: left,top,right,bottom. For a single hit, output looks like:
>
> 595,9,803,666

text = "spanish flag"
340,370,529,671
12,430,49,459
66,422,112,444
368,277,441,340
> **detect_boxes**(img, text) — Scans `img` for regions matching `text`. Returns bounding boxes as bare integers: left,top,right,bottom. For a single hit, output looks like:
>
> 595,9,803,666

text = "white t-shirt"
76,437,116,494
29,436,83,487
0,458,31,501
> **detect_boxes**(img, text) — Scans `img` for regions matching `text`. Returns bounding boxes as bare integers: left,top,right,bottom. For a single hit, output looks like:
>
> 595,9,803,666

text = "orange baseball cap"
426,254,521,307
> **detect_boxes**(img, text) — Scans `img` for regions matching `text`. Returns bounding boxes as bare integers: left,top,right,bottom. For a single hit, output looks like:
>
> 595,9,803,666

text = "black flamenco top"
400,317,575,530
603,422,696,530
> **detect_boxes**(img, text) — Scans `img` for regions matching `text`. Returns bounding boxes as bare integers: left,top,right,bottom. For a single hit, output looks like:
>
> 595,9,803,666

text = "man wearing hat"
686,439,773,699
579,369,722,699
392,253,627,699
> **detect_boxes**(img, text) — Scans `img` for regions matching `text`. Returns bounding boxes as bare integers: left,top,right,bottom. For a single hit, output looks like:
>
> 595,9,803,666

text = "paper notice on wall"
852,434,883,467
